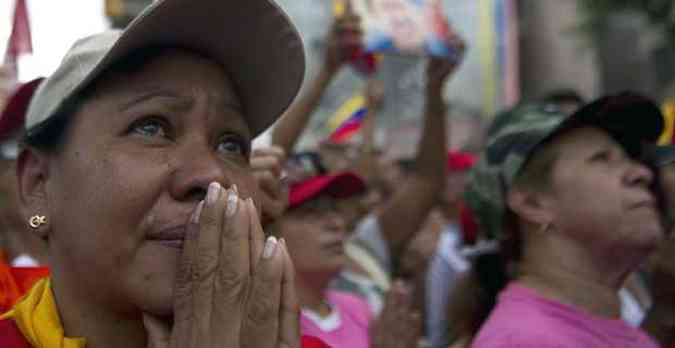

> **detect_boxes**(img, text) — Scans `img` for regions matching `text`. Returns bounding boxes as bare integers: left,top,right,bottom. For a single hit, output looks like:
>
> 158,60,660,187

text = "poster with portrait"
274,0,519,154
334,0,463,62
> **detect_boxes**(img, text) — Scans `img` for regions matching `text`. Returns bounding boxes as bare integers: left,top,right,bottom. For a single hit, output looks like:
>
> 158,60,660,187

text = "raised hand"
426,53,464,96
143,183,300,348
251,146,289,225
371,280,423,348
325,0,363,73
364,79,385,111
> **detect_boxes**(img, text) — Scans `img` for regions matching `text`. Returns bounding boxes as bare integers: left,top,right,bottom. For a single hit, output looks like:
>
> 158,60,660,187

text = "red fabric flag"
4,0,33,78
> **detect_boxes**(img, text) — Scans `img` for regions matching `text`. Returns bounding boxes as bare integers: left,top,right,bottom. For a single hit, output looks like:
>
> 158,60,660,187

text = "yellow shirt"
1,278,85,348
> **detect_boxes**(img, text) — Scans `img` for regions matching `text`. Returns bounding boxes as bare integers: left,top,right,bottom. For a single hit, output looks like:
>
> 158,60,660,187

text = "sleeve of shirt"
348,214,392,274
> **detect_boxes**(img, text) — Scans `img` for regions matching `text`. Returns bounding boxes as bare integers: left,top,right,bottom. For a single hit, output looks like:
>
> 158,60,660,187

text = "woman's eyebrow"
118,88,193,112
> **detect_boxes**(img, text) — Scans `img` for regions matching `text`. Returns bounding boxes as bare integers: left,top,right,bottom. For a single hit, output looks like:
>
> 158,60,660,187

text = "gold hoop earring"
29,215,47,229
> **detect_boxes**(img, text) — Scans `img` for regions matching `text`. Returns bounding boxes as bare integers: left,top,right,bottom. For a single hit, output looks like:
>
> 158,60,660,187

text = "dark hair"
445,251,510,340
445,216,519,340
22,98,80,153
22,46,178,153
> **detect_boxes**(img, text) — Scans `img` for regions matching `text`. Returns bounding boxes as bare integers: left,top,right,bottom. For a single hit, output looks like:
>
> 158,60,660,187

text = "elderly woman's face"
276,195,348,276
542,127,663,256
40,50,257,315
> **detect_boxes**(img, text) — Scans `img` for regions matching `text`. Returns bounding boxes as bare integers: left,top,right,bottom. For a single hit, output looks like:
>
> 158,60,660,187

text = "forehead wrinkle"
200,88,250,138
196,86,242,113
552,127,614,156
117,87,194,113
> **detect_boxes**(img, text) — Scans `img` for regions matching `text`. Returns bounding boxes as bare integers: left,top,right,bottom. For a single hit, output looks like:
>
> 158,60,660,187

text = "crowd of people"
0,0,674,347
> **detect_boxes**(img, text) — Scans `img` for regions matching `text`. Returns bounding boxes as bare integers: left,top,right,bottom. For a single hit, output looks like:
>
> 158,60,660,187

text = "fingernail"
207,182,221,204
263,236,278,259
191,201,204,223
225,188,238,218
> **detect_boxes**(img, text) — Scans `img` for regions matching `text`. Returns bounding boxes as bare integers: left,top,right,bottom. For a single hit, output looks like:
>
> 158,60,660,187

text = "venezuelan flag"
326,94,368,143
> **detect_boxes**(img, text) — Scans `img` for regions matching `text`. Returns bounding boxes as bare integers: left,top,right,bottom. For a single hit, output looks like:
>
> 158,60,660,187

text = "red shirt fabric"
0,254,49,313
0,319,31,348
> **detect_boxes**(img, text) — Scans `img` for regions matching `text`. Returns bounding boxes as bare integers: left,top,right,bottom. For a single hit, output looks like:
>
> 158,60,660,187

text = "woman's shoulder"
327,290,373,322
470,330,564,348
328,290,370,307
470,284,567,347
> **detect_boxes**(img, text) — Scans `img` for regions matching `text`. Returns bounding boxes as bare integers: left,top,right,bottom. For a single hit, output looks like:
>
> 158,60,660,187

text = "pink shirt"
301,291,372,348
471,283,660,348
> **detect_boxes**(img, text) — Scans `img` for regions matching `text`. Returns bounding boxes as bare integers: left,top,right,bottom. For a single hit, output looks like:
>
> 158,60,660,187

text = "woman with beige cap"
0,0,327,347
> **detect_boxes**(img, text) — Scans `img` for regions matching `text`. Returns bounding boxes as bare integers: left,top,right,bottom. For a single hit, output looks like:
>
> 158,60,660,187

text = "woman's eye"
590,151,610,162
216,136,248,156
130,118,168,138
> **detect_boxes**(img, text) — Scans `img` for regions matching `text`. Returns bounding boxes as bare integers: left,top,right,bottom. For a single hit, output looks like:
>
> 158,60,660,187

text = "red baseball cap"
447,151,476,172
289,172,366,209
0,78,43,141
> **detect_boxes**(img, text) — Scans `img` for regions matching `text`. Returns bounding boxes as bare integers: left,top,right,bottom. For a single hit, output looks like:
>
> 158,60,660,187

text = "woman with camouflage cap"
465,94,665,347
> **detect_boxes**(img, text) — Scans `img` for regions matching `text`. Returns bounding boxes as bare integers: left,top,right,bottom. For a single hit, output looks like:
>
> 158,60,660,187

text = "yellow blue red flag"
326,94,368,143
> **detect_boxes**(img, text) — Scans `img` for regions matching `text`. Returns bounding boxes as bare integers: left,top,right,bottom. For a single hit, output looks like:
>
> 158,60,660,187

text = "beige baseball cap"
26,0,305,138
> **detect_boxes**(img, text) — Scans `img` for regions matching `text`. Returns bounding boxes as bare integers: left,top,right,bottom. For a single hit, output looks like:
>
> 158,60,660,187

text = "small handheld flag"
326,94,368,143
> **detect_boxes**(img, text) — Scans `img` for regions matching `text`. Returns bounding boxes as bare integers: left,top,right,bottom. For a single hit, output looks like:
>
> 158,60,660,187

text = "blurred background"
2,0,675,156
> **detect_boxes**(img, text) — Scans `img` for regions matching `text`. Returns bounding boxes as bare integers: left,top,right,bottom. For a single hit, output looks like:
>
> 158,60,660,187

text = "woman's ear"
16,148,50,240
506,187,553,227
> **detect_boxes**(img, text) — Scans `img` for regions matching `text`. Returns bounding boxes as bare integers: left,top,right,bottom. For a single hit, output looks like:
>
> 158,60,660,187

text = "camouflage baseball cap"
486,102,564,137
466,92,664,240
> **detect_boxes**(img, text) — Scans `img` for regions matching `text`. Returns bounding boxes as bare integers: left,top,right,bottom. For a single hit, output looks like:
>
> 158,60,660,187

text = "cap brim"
646,145,675,167
553,92,663,155
289,172,367,209
31,0,304,138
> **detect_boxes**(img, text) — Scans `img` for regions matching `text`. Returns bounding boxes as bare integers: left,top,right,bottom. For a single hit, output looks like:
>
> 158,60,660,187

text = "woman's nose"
625,160,654,188
325,211,347,235
169,144,232,203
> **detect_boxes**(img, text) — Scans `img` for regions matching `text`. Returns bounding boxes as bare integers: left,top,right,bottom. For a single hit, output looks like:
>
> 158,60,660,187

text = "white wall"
0,0,109,82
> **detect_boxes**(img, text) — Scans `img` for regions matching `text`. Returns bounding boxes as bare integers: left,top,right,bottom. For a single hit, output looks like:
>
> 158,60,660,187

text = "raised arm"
376,56,463,260
271,13,361,154
352,79,384,183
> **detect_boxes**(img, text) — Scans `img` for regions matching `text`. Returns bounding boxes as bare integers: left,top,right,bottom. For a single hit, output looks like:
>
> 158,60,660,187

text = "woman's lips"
323,240,345,254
